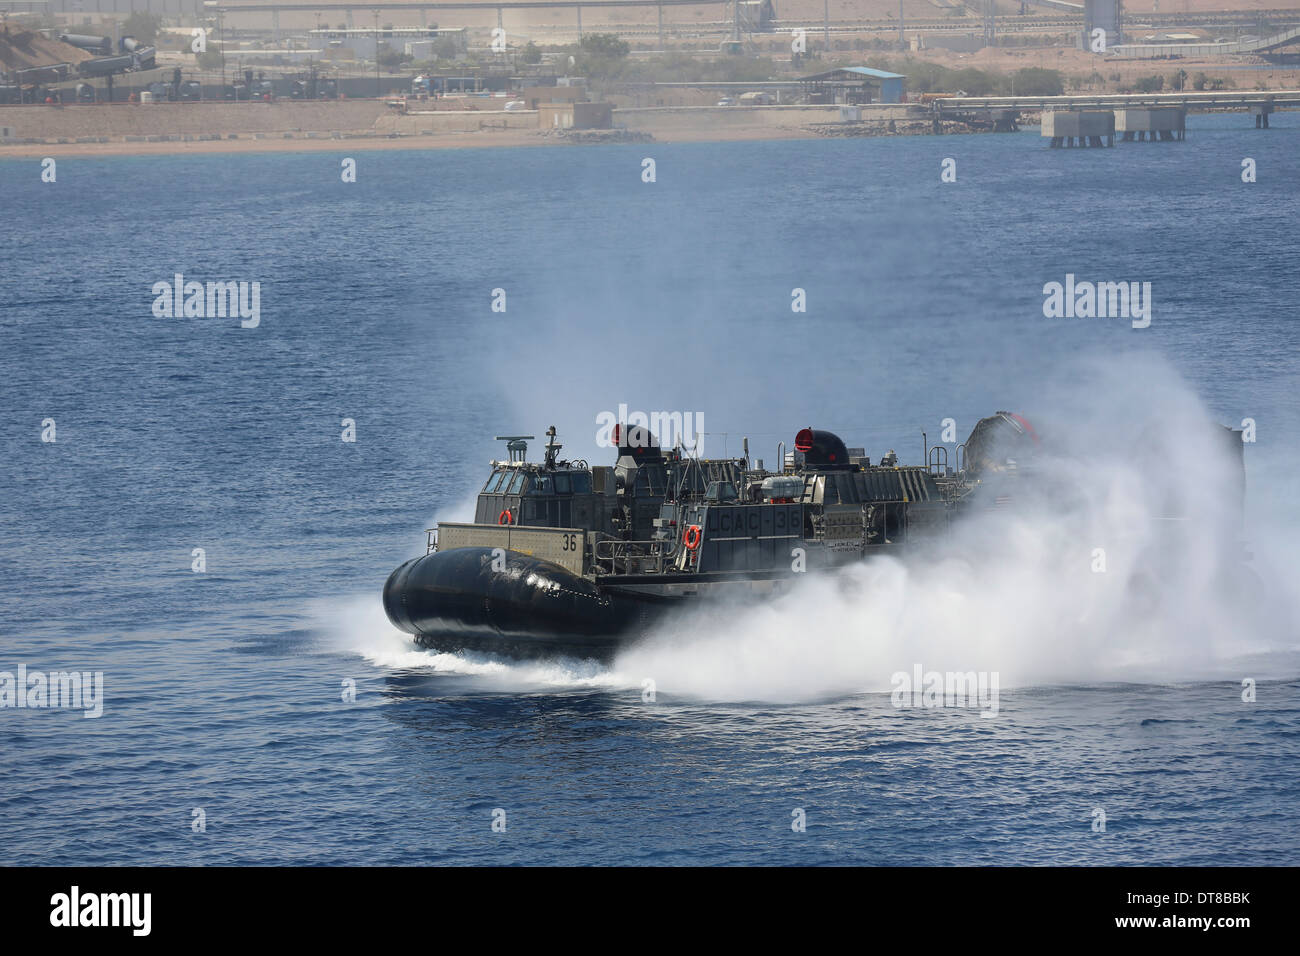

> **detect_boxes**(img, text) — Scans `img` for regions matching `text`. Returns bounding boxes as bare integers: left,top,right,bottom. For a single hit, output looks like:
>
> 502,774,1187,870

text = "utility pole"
824,0,829,51
373,10,381,99
220,8,226,94
899,0,905,51
208,6,225,94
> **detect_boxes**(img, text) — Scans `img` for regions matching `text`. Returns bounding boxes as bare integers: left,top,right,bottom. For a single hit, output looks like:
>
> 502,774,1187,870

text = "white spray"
611,357,1300,702
335,356,1300,704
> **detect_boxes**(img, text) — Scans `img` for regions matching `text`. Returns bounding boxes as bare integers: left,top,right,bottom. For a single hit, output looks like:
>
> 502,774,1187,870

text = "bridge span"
933,90,1300,114
1110,26,1300,59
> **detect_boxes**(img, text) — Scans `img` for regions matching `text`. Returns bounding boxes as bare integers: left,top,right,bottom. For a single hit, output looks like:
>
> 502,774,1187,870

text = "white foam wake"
325,356,1300,704
318,593,624,691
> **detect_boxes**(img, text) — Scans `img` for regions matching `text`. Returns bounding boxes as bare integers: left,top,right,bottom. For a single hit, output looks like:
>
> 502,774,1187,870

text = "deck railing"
593,538,673,575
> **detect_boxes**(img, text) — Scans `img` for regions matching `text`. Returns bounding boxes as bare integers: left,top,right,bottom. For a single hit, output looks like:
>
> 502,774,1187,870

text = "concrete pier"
1117,107,1186,142
1043,110,1115,148
942,91,1297,142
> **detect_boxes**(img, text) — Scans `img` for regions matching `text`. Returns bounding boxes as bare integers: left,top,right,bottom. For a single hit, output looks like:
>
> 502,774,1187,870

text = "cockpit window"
554,473,572,495
570,472,592,494
483,471,505,493
532,474,552,495
506,472,526,495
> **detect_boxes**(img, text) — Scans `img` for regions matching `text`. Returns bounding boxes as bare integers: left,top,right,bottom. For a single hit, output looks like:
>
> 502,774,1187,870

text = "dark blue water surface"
2,113,1298,865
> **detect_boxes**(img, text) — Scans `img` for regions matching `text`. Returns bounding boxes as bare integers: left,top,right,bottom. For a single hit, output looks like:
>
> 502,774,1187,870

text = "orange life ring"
498,509,514,526
683,524,701,550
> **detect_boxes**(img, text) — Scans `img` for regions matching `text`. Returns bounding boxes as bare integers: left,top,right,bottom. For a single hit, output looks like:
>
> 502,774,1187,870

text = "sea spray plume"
318,593,618,690
612,357,1299,703
426,485,485,537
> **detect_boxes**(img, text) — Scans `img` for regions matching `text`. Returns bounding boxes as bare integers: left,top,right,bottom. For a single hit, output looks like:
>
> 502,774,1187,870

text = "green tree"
578,33,629,58
433,37,461,60
121,11,163,45
521,41,542,65
1007,67,1064,96
377,48,413,69
951,67,998,96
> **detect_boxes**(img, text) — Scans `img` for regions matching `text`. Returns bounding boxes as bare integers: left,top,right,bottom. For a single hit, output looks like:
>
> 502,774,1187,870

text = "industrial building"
799,67,906,106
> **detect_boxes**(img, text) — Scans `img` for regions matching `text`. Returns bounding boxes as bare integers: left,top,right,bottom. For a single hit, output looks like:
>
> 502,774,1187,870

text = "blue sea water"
1,112,1298,865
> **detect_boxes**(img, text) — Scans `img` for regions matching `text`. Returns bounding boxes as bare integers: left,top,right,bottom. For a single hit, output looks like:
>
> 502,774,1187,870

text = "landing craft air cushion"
382,414,1048,655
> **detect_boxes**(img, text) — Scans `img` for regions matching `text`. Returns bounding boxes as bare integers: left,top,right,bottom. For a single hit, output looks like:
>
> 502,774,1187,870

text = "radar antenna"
495,435,534,464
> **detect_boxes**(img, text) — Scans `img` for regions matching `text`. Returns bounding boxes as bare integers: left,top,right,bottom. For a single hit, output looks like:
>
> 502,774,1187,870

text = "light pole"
200,1,223,99
218,7,226,94
373,11,381,99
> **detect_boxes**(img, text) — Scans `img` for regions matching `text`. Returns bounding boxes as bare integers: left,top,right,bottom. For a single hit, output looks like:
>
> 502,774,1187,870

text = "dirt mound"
0,28,94,73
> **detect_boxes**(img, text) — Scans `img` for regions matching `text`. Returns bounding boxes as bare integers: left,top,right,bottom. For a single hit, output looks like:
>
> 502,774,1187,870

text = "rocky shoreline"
539,128,656,145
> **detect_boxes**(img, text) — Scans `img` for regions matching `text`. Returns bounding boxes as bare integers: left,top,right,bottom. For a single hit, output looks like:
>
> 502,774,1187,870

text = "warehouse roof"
800,67,906,82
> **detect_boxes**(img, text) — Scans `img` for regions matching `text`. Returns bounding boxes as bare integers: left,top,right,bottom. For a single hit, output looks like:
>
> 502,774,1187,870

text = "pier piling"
1116,108,1186,142
1043,110,1114,148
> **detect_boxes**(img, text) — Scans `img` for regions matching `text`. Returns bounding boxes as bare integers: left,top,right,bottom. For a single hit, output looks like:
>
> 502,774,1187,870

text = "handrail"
928,444,949,476
594,538,673,574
